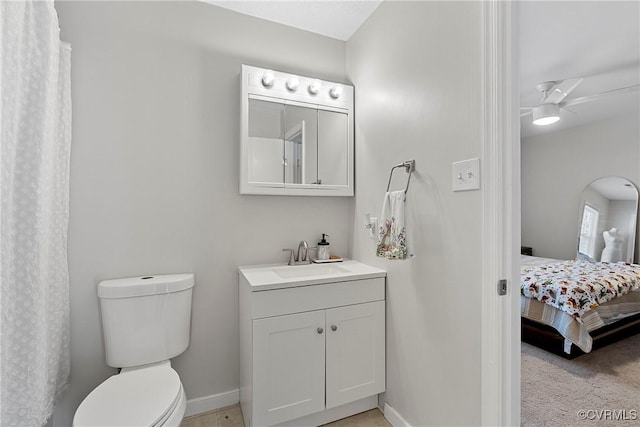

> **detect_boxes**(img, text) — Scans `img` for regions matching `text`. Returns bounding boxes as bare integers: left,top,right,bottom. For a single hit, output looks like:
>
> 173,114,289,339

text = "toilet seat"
73,361,184,427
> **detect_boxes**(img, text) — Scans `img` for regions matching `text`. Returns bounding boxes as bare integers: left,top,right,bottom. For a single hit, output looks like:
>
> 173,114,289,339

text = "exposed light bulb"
330,85,343,99
308,80,321,95
286,77,299,91
261,71,275,88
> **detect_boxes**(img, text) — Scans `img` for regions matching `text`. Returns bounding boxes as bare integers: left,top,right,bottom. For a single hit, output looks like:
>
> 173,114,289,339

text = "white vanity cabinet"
239,261,386,427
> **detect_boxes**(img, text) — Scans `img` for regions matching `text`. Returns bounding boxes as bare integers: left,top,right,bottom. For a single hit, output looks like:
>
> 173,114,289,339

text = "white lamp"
261,70,275,88
286,77,299,91
308,80,321,95
532,104,560,126
330,85,343,99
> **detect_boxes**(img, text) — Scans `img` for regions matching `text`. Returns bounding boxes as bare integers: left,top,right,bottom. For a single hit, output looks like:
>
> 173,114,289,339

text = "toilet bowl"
73,274,194,427
73,361,186,427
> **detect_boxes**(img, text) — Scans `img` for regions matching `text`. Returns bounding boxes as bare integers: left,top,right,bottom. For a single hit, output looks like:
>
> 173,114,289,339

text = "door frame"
481,1,521,426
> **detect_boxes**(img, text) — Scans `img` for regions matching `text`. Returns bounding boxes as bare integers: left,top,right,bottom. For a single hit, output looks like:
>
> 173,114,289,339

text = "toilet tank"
98,274,194,368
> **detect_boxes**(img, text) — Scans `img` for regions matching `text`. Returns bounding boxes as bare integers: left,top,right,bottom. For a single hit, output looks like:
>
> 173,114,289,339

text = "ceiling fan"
520,78,640,126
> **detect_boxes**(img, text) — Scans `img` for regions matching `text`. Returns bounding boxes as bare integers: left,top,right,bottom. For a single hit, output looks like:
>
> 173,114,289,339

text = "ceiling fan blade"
562,84,640,108
542,78,583,104
520,110,533,118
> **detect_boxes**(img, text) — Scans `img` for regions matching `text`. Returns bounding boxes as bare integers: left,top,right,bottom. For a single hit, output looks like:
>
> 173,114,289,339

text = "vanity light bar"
264,72,337,98
245,65,352,107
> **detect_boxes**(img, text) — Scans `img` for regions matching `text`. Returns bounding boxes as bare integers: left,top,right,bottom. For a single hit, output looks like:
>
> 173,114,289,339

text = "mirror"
284,104,318,185
577,177,638,262
241,65,354,196
318,110,348,186
248,99,284,185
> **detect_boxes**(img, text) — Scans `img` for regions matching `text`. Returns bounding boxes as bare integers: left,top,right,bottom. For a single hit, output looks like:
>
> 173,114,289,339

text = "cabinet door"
325,301,385,409
253,310,326,426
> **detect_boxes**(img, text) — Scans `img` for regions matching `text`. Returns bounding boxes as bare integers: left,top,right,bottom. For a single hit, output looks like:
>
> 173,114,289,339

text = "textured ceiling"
206,0,382,41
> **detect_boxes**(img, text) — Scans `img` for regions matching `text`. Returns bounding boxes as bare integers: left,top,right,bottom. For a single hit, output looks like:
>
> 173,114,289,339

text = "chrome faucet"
297,240,309,263
282,241,316,265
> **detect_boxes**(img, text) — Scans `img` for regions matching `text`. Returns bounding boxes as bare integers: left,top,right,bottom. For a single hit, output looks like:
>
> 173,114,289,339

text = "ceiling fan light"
532,104,560,126
533,116,560,126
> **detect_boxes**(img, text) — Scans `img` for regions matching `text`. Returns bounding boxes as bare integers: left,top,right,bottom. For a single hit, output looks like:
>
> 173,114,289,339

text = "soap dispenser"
317,234,330,260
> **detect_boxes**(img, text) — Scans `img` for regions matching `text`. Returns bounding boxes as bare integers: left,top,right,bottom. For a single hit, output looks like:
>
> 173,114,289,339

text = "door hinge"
498,279,508,296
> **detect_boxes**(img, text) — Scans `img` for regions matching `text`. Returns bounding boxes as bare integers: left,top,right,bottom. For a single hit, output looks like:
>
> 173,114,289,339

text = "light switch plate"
452,158,480,191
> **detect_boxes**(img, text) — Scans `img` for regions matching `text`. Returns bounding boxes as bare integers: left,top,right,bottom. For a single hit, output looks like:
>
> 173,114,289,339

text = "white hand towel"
376,190,413,259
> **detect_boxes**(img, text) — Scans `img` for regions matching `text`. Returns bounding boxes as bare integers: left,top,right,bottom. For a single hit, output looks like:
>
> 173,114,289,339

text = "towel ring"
386,160,415,200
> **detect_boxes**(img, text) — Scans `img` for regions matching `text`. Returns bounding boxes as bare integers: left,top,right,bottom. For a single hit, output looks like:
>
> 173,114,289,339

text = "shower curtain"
1,1,71,426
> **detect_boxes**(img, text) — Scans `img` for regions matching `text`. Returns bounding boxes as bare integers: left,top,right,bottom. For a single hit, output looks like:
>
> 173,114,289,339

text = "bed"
520,255,640,358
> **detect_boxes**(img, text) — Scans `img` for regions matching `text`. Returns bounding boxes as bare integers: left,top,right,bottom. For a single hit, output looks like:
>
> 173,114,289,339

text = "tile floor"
322,409,391,427
180,405,244,427
180,405,391,427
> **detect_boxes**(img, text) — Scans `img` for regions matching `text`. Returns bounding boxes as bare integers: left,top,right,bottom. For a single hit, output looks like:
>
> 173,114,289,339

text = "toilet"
73,274,195,427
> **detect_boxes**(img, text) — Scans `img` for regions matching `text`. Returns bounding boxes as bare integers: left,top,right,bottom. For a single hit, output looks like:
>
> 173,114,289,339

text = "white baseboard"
383,403,412,427
185,390,379,424
184,389,240,417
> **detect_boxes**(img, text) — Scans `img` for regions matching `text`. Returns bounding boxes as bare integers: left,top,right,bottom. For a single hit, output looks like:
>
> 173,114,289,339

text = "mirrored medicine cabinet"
240,65,354,196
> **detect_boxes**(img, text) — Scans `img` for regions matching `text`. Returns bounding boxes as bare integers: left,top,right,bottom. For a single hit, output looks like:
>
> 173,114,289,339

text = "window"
579,205,599,259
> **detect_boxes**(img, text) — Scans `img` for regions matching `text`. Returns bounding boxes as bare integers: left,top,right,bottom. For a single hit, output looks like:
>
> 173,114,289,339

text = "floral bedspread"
521,260,640,321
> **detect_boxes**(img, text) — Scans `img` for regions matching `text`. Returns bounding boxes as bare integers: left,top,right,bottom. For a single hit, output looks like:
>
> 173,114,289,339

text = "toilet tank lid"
98,273,194,299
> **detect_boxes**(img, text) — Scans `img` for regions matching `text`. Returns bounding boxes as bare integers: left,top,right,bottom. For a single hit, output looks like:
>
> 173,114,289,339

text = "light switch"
452,158,480,191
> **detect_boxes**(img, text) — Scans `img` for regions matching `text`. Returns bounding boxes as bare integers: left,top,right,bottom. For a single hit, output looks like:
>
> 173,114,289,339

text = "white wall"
55,1,351,425
521,113,640,262
346,2,484,425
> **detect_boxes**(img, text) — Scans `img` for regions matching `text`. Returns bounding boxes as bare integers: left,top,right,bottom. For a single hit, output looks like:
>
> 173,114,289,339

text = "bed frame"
522,313,640,359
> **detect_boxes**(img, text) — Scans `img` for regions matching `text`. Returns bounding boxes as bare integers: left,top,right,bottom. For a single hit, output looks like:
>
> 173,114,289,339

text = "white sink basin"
239,259,387,291
272,264,349,279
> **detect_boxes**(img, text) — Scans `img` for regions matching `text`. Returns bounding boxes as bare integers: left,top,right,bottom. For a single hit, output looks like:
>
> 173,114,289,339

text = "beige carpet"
522,335,640,426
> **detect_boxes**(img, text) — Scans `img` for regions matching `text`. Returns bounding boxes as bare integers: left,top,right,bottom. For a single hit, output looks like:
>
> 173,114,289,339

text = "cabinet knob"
317,327,324,334
331,325,338,331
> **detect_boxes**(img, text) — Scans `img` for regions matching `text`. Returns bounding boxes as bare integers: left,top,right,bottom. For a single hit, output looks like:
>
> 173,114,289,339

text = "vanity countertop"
239,259,386,291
